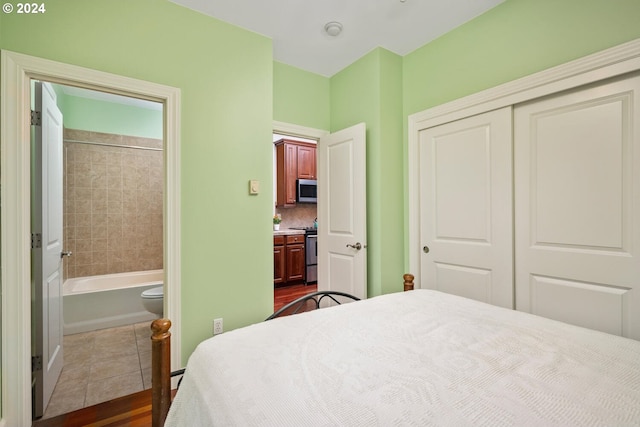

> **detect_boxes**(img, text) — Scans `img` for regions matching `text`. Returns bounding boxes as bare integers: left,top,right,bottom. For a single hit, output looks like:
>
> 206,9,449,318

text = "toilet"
141,286,164,316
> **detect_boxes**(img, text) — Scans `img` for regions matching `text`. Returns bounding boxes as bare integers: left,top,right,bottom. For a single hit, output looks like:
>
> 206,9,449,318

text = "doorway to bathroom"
1,51,181,426
31,81,164,419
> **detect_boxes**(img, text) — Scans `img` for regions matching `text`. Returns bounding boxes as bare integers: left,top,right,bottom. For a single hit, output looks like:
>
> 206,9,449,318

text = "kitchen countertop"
273,229,305,236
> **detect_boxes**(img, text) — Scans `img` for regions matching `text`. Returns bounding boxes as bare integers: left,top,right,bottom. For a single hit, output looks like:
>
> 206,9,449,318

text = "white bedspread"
165,290,640,426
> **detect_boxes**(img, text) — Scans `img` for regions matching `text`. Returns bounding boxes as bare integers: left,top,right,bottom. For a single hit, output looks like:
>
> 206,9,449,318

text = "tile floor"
41,321,153,419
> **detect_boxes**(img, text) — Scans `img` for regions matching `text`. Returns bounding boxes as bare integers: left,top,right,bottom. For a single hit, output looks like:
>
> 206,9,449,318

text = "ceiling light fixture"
324,21,343,37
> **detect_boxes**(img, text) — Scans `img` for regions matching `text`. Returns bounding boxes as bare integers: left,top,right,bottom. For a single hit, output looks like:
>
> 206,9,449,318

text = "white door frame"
1,50,182,426
273,121,328,140
408,39,640,287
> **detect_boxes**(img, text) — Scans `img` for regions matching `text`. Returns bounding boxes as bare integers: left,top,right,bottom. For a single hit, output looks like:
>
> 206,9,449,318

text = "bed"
151,275,640,426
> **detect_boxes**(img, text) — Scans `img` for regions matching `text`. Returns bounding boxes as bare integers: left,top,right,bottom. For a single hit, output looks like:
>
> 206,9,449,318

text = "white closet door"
514,74,640,339
420,107,513,308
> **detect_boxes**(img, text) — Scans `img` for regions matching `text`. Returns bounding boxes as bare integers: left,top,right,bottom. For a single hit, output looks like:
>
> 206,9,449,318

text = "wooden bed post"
404,274,415,291
151,318,172,427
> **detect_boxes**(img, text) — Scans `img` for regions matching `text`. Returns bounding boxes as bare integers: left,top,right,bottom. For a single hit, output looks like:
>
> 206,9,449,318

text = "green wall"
58,93,163,139
330,48,405,296
1,0,275,361
273,61,330,130
403,0,640,116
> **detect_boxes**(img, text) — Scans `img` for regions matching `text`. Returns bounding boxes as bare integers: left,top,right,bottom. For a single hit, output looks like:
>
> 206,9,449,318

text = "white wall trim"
0,50,182,426
0,49,31,426
408,38,640,288
273,120,328,140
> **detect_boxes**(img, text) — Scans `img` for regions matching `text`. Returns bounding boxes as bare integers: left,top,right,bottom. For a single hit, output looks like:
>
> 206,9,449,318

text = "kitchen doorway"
271,123,326,311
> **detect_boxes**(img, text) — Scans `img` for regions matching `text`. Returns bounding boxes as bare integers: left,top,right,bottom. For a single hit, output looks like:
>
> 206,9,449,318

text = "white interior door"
317,123,367,299
32,81,64,417
514,74,640,339
419,108,514,308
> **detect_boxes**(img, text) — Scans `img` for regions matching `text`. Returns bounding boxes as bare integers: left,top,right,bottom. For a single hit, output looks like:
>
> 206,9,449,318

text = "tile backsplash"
276,204,317,229
63,128,163,279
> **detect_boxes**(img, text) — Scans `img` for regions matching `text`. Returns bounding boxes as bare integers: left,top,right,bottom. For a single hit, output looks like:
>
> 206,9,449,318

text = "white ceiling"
170,0,505,77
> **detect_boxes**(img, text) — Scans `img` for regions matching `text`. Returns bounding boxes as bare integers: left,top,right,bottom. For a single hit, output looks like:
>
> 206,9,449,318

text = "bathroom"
38,83,165,419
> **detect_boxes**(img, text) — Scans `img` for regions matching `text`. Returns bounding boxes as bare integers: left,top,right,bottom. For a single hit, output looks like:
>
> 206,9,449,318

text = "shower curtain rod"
63,138,163,152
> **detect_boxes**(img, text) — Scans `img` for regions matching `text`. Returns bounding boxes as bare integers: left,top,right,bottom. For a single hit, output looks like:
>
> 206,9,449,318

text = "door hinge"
32,355,42,372
31,110,41,126
31,233,42,249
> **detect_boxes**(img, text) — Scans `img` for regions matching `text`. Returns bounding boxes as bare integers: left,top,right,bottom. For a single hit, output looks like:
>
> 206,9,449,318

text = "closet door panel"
435,263,492,303
515,74,640,339
535,101,623,248
530,275,628,336
420,107,513,308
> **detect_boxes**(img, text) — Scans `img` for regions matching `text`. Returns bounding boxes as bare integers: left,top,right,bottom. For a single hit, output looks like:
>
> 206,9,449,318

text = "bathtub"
63,269,163,335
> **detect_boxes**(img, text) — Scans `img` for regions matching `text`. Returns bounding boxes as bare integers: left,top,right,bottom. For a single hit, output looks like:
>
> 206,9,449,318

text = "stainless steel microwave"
296,179,317,203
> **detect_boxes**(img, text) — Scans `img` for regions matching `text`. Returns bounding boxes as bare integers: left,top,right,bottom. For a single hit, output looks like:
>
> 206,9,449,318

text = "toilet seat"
141,286,163,299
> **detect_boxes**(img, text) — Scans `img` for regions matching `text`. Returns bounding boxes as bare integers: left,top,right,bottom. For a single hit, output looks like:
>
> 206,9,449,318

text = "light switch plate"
249,180,260,195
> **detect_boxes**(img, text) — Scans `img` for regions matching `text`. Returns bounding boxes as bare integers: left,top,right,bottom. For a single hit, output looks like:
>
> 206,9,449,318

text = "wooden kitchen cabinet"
297,144,316,179
273,235,286,285
275,139,317,207
285,235,305,282
274,233,305,286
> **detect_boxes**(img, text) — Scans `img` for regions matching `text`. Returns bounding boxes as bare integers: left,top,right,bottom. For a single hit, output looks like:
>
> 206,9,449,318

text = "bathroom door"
32,81,64,418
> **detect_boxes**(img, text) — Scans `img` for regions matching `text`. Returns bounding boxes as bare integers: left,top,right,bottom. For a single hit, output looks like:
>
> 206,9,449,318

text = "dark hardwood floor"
274,282,317,313
33,389,156,427
33,284,317,426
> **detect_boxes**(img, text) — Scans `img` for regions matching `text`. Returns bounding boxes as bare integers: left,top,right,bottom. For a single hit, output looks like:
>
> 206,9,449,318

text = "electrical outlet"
213,318,223,335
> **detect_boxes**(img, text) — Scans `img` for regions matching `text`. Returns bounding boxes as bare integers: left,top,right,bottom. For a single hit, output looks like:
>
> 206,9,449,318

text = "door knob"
423,246,430,254
346,242,363,250
61,251,73,258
